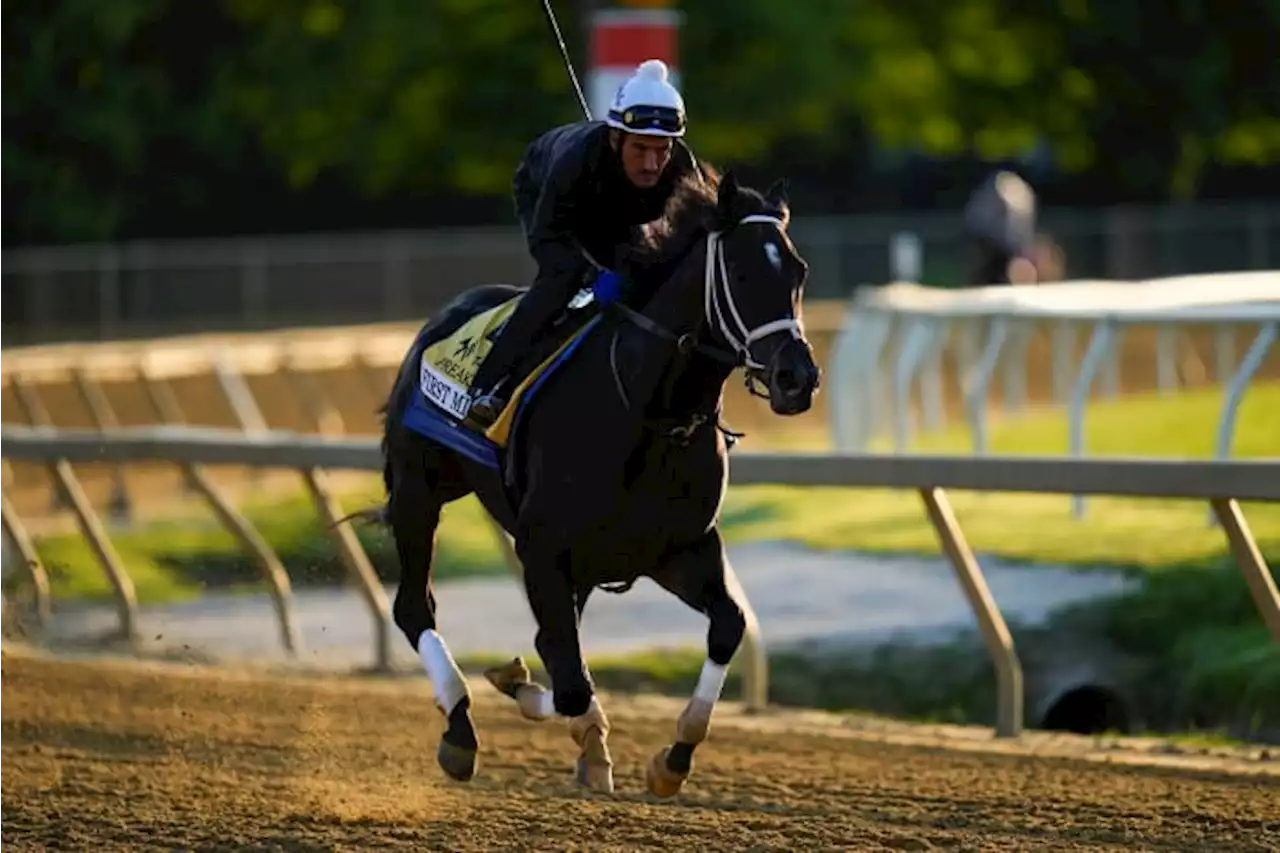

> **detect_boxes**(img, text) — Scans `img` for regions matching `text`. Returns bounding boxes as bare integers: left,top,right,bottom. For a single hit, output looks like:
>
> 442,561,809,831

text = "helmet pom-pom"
636,59,669,82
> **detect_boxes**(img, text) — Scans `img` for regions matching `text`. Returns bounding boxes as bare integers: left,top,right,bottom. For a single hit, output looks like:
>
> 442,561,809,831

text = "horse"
377,165,821,797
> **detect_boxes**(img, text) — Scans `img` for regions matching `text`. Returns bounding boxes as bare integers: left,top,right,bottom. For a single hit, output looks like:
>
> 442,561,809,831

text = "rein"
608,213,798,442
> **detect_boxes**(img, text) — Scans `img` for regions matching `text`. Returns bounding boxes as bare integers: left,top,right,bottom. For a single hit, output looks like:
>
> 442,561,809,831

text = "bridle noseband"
610,212,800,393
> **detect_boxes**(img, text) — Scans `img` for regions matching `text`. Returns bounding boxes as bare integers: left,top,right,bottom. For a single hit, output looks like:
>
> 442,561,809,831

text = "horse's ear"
765,178,789,208
717,170,740,216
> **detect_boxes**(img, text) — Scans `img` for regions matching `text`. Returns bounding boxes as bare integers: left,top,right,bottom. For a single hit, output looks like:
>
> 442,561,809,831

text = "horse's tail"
364,282,527,530
328,417,395,529
368,333,425,530
329,379,415,531
330,503,390,528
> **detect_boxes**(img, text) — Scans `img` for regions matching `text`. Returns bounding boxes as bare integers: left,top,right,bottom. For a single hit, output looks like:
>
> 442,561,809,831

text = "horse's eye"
764,242,782,271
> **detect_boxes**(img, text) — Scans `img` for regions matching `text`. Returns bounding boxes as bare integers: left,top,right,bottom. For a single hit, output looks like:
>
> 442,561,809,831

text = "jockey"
963,169,1039,286
463,58,701,430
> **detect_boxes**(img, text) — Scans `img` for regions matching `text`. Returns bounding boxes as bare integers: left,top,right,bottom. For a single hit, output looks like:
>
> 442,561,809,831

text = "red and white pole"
587,1,682,122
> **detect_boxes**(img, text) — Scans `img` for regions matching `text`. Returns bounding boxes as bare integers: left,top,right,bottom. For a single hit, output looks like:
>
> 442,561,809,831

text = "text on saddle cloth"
419,297,522,420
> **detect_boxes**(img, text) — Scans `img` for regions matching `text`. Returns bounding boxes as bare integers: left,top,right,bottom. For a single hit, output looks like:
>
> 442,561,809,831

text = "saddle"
417,286,600,441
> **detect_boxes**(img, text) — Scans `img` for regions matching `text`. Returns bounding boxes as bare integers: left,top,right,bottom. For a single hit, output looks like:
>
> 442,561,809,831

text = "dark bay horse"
378,166,820,796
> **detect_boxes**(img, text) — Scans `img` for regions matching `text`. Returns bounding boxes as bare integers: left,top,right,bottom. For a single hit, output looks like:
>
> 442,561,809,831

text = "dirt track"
4,650,1278,852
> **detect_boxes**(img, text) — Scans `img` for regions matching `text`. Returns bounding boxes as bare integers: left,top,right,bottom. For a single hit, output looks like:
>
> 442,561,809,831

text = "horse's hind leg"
644,527,746,798
387,427,477,782
482,655,555,721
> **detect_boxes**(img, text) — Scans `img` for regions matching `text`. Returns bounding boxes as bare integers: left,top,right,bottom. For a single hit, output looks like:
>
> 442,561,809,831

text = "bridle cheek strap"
704,214,801,371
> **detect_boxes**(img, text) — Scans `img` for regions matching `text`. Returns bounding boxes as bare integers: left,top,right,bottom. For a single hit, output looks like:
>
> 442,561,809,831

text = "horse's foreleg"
505,542,614,792
646,529,746,798
388,433,477,782
483,655,612,792
563,581,613,790
482,583,593,722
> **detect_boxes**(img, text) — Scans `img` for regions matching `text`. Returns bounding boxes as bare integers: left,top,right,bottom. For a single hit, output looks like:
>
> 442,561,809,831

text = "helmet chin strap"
704,215,802,371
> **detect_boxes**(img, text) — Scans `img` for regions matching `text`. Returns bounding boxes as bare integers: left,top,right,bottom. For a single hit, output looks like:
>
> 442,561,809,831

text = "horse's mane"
616,160,790,285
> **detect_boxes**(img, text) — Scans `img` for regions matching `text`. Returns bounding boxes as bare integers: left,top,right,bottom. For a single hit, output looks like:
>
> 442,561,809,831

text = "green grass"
452,644,999,727
720,380,1280,572
24,485,508,605
17,381,1278,605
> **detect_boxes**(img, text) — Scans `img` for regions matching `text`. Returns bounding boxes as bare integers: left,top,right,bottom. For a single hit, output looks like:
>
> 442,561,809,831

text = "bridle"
609,212,802,408
703,214,802,371
597,212,801,594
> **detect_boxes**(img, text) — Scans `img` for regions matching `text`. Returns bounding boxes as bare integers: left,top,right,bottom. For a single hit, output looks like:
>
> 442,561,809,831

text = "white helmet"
605,59,686,138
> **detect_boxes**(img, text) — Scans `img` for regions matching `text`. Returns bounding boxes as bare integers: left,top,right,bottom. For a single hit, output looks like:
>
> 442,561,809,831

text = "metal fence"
4,423,1279,737
4,201,1277,347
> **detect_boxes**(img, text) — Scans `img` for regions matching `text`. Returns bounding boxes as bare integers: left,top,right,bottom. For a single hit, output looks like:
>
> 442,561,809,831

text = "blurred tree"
680,0,1090,170
843,1,1081,163
2,0,246,243
1047,0,1280,200
684,0,1279,201
217,0,586,197
4,0,1278,244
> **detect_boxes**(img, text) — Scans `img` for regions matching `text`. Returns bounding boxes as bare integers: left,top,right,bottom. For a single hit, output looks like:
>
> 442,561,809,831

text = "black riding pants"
470,266,585,393
470,174,584,394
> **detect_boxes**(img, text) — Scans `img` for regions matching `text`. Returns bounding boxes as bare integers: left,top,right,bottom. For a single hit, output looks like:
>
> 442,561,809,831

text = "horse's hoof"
575,756,615,793
437,697,479,781
483,657,531,699
437,739,478,782
646,747,689,798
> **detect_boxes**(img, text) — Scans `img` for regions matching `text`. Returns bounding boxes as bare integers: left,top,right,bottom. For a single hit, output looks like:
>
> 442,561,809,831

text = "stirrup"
463,393,505,430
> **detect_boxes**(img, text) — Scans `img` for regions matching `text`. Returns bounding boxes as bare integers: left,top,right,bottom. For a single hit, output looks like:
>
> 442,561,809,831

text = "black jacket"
512,121,699,294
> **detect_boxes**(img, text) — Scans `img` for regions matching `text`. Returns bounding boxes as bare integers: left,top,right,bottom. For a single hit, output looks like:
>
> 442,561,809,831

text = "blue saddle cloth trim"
401,394,501,470
399,313,603,471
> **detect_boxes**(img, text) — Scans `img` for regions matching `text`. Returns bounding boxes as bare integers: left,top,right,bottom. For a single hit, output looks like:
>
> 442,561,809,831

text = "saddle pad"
418,296,522,420
482,314,600,447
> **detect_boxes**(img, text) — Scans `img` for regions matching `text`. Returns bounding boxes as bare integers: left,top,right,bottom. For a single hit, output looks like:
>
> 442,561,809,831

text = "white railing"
3,424,1278,739
0,320,425,524
828,271,1280,515
0,305,844,523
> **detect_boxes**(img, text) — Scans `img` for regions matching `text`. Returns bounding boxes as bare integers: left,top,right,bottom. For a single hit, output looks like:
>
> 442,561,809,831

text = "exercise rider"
463,58,701,430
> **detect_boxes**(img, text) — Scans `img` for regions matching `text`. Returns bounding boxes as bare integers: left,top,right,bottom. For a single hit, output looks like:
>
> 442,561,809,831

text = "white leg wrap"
418,630,468,715
537,688,557,719
694,660,728,704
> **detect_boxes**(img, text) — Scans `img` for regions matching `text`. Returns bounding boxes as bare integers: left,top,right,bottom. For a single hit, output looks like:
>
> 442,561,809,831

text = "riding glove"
591,269,625,306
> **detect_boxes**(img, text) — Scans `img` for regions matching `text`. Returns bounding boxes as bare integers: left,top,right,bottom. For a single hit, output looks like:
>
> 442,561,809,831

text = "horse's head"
705,171,820,415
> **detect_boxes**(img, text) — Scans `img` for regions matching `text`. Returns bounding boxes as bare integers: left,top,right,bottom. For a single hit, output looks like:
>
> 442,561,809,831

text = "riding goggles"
608,104,686,135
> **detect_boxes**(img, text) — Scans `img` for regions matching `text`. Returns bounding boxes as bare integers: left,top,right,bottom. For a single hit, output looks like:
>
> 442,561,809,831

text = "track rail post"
920,486,1023,737
9,375,138,640
1,491,52,628
71,367,133,523
136,364,303,656
302,466,393,671
1210,498,1280,643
